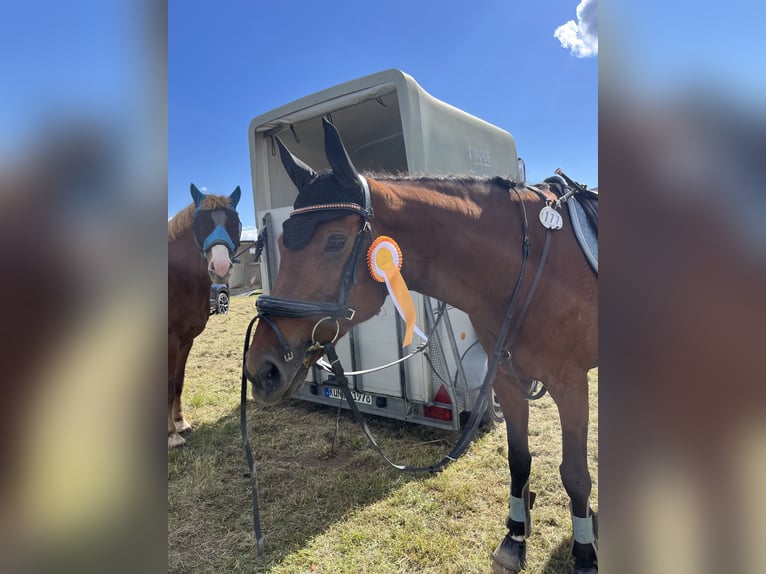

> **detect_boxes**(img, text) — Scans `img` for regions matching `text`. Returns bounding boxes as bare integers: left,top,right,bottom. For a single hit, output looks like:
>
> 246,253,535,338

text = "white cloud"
241,226,259,241
554,0,598,58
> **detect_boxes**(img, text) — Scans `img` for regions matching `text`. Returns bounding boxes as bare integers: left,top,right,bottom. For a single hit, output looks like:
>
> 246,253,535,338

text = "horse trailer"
248,69,524,429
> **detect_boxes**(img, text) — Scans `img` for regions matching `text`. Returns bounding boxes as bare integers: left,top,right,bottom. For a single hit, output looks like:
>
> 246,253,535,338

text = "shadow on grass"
538,536,575,574
168,398,493,573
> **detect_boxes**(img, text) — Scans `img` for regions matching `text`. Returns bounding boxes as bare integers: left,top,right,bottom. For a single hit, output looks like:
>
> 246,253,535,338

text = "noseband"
255,176,374,362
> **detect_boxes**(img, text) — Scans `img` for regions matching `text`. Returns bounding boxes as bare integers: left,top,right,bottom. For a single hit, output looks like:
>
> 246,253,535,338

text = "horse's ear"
322,117,359,189
276,136,316,192
190,183,205,207
228,186,241,209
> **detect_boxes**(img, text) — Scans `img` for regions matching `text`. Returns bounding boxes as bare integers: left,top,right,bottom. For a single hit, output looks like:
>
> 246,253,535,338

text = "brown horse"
244,119,598,573
168,184,242,447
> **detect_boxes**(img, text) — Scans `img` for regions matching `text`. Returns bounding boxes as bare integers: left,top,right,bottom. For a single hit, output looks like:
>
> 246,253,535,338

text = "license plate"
324,386,373,405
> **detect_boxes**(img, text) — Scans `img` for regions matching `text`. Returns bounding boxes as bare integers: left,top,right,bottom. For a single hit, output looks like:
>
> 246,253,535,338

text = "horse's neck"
168,227,207,280
369,178,524,317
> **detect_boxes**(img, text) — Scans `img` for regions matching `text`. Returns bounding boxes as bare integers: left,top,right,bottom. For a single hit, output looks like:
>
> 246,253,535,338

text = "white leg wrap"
572,514,596,545
569,503,598,565
509,495,527,523
508,481,532,537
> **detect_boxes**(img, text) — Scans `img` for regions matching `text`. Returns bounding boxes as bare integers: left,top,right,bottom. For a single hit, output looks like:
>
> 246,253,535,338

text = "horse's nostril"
257,361,281,387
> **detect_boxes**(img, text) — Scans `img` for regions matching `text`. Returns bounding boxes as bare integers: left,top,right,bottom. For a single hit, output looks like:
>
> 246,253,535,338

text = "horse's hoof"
168,432,186,448
174,419,192,433
572,541,597,573
492,534,526,573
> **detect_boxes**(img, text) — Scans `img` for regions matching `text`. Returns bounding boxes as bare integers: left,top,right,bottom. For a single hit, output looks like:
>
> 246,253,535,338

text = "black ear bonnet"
278,118,366,251
282,173,365,251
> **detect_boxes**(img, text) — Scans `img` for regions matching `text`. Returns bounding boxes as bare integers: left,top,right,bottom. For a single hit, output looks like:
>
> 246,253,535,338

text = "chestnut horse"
168,184,242,447
244,119,598,573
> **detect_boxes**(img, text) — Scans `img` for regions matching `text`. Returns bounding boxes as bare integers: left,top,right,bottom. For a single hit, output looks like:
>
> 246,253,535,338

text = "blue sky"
2,1,762,235
168,0,598,233
0,2,145,158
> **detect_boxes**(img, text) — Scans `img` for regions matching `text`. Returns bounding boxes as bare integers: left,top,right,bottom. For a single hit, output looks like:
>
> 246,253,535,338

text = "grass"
168,296,598,573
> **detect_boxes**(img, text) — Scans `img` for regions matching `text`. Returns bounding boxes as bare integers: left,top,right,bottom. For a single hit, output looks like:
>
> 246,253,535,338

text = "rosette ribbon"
367,236,426,347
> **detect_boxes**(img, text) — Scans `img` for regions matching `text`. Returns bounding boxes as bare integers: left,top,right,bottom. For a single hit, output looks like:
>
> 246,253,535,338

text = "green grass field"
168,296,598,573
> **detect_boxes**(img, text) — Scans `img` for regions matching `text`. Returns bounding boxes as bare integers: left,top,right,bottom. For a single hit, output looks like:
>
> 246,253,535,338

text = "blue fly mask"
190,184,243,258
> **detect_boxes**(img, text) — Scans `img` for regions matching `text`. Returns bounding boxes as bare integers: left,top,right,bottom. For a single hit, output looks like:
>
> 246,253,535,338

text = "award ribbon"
367,236,426,346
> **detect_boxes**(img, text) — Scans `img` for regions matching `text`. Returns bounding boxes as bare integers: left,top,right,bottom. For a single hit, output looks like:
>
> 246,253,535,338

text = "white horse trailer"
248,69,524,430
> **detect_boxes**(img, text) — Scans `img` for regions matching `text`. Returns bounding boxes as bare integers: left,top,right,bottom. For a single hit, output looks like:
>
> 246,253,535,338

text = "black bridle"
252,174,374,362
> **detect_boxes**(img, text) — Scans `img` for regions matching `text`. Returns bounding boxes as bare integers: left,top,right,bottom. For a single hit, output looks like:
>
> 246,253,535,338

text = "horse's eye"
325,234,347,253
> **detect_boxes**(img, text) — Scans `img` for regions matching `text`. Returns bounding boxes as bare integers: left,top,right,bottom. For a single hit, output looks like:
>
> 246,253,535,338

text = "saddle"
543,174,598,275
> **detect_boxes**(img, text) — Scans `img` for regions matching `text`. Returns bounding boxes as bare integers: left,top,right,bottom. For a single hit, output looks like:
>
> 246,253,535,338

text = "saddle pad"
567,198,598,275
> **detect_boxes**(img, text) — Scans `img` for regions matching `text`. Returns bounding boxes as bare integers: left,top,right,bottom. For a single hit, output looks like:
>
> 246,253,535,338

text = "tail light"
423,384,453,421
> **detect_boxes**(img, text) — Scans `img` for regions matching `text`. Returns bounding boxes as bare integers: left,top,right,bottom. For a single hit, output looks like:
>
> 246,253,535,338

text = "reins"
240,179,556,556
240,313,265,556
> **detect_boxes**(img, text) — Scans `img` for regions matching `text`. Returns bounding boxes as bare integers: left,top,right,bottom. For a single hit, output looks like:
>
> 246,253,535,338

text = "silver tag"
539,206,563,230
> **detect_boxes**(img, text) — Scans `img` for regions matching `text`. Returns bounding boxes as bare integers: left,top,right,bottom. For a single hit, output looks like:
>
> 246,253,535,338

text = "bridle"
252,175,374,362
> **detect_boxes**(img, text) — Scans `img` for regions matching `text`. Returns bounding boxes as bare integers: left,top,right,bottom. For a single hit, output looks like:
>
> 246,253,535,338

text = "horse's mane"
368,172,512,184
366,172,524,198
168,194,233,242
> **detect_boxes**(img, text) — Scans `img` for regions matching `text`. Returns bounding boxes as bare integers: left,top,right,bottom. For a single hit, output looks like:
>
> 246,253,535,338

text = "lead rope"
230,227,267,264
324,340,492,473
240,314,265,556
315,300,447,377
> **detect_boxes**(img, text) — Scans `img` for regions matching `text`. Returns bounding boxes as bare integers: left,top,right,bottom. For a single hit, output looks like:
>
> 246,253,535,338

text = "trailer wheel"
481,387,505,427
461,388,505,428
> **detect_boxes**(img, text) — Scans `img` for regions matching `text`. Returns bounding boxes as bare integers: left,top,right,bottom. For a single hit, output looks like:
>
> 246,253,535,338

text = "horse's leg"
492,373,533,574
172,339,194,434
168,334,186,448
549,367,598,573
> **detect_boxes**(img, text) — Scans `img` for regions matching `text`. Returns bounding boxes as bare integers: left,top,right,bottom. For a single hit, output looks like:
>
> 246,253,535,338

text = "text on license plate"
324,386,373,405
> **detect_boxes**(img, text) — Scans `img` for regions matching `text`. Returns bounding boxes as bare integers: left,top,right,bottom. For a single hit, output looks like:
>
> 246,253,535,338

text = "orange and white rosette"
367,236,426,346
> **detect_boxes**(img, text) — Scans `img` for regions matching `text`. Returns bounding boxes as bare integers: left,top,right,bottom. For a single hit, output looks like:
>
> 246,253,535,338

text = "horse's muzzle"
245,298,345,405
244,350,310,406
206,244,233,283
245,356,284,405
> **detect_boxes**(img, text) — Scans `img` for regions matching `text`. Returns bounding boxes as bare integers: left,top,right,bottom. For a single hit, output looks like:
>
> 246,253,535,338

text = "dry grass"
168,296,598,573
